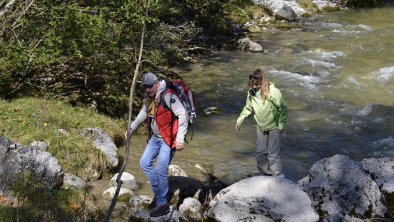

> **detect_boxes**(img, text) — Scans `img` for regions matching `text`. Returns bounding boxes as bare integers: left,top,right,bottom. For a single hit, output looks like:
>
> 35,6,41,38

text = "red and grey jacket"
155,88,179,148
130,80,188,148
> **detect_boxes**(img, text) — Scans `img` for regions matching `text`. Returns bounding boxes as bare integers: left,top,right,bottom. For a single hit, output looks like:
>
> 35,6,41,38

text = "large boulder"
299,154,387,221
80,128,119,169
237,37,263,52
0,136,63,193
206,176,319,222
275,5,297,22
361,157,394,216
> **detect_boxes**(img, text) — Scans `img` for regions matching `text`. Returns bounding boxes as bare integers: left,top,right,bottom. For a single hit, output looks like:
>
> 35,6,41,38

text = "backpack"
160,79,197,125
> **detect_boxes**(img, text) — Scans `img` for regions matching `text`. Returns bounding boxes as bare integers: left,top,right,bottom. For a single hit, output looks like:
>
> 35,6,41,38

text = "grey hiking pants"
256,128,281,176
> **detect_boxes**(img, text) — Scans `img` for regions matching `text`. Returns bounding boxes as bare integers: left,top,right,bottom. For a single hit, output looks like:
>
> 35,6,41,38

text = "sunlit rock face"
299,154,387,221
206,176,319,222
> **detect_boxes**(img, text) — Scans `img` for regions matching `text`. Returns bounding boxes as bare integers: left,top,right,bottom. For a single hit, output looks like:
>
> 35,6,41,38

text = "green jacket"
236,83,288,131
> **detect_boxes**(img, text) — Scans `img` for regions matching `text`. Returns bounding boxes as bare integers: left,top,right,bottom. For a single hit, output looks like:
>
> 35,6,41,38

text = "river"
126,7,394,194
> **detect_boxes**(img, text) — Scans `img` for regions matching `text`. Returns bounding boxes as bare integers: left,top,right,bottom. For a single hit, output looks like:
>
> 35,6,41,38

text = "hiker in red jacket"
126,72,188,217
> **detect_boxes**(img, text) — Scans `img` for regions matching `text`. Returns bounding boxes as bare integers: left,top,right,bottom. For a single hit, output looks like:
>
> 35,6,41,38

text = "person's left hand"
175,142,184,151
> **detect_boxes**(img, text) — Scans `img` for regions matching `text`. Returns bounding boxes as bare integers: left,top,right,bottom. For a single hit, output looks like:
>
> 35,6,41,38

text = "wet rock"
237,37,264,52
275,5,297,22
203,106,222,115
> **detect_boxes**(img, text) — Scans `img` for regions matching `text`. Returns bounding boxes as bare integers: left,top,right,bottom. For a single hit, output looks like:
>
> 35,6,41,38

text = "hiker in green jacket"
235,69,288,176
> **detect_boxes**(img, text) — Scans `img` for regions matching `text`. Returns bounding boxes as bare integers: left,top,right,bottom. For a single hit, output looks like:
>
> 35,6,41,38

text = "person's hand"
235,122,241,131
124,129,133,140
175,142,184,151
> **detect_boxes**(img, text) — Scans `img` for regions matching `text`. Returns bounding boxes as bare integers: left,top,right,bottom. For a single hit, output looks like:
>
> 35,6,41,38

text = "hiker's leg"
256,127,270,175
155,138,176,205
140,136,161,195
267,129,281,176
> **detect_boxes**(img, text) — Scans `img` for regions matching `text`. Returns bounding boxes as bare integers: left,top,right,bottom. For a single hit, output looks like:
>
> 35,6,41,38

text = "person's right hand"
124,129,133,139
235,122,241,131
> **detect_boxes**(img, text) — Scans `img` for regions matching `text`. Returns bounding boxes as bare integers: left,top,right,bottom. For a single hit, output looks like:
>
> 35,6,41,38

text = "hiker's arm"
165,93,188,144
278,93,288,131
236,94,253,126
129,106,148,131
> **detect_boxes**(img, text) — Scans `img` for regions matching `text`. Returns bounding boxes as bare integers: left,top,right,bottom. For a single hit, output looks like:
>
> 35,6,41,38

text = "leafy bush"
0,0,254,117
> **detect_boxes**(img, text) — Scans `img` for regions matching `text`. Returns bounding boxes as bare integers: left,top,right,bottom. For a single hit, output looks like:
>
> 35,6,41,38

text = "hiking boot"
150,204,170,217
147,196,156,209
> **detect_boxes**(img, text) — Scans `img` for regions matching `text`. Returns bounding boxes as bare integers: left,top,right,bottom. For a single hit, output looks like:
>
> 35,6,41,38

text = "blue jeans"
140,136,176,205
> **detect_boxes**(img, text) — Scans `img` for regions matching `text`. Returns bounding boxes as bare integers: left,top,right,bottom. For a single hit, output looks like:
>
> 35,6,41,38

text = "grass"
0,97,126,179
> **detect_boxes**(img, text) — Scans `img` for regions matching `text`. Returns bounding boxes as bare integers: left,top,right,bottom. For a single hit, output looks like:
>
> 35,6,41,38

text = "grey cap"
141,72,158,85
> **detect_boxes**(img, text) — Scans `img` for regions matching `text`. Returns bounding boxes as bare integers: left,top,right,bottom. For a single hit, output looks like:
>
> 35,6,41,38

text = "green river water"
126,7,394,195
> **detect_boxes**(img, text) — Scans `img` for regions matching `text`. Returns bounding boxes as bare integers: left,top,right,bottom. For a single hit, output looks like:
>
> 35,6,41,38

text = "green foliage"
0,97,125,178
0,0,252,118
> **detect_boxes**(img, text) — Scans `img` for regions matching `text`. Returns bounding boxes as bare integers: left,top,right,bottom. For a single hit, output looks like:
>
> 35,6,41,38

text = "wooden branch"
104,0,152,221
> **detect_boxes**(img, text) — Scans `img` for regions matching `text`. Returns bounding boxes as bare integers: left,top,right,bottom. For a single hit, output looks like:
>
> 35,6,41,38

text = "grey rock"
207,176,318,222
361,157,394,193
29,141,49,151
63,173,87,189
299,154,387,221
237,37,263,52
275,5,297,22
80,127,119,169
0,136,63,192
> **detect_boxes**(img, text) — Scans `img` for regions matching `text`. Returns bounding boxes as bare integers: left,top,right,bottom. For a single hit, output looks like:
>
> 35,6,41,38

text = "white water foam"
306,59,339,69
346,76,362,87
303,49,345,61
373,66,394,82
270,69,320,89
319,22,343,28
332,24,373,36
356,103,374,116
372,136,394,150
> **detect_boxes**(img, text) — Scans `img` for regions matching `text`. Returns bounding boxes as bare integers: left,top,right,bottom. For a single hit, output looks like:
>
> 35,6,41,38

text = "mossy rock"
322,6,341,12
297,0,320,13
273,20,301,30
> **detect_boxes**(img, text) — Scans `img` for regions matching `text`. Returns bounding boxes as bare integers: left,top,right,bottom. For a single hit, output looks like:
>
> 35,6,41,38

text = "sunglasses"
143,84,154,89
249,75,260,80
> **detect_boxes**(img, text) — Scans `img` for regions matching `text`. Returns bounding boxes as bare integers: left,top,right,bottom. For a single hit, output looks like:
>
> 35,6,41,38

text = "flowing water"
126,7,394,193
